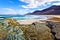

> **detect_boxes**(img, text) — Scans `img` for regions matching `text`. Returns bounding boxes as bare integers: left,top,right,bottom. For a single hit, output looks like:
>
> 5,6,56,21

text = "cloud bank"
0,8,17,15
0,0,60,15
19,0,60,8
0,8,34,15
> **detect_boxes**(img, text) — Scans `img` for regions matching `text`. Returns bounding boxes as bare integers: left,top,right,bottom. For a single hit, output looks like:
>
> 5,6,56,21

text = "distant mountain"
27,5,60,15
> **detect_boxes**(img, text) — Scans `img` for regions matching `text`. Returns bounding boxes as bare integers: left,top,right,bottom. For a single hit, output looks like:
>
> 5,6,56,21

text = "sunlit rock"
23,22,53,40
0,18,54,40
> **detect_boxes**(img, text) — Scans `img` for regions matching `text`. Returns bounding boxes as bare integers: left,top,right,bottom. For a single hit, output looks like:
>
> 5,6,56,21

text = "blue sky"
0,0,60,15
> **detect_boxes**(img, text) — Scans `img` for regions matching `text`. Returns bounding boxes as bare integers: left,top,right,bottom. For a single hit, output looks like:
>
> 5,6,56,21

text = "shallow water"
0,15,53,20
12,15,52,20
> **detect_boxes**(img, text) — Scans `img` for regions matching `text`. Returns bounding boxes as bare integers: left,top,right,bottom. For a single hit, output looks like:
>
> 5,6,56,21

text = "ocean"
12,15,49,20
0,15,52,20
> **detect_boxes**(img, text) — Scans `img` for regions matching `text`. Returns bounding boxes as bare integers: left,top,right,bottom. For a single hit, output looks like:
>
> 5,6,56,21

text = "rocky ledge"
0,18,60,40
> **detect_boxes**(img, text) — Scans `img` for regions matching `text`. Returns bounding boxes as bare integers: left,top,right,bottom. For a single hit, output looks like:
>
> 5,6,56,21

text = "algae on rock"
23,22,53,40
5,18,25,40
0,18,54,40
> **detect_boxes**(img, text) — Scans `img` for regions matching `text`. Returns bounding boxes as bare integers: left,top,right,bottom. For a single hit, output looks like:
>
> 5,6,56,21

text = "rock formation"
0,18,54,40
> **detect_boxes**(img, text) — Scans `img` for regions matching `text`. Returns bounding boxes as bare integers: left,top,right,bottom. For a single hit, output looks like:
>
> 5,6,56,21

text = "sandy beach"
17,20,46,25
17,15,60,25
17,20,38,25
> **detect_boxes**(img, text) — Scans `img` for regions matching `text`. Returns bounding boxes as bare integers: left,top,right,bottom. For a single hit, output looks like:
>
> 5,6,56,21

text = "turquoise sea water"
0,15,50,20
12,15,48,20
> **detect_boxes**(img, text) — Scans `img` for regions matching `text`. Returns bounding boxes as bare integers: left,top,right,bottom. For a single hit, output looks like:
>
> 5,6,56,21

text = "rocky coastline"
0,18,60,40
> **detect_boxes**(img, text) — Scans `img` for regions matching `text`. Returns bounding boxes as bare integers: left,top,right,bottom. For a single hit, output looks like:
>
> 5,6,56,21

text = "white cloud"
17,9,29,15
53,1,60,5
0,0,60,15
53,3,60,5
18,9,35,15
0,8,17,15
19,0,55,8
19,0,60,8
0,8,35,15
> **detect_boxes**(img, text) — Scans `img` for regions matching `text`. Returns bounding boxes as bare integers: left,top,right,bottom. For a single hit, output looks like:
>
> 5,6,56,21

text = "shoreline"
17,19,46,25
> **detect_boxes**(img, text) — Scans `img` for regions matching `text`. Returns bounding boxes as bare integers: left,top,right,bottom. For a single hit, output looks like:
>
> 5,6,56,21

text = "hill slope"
27,5,60,15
